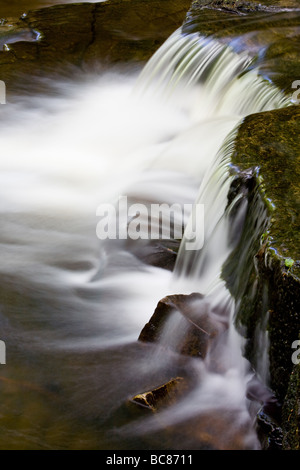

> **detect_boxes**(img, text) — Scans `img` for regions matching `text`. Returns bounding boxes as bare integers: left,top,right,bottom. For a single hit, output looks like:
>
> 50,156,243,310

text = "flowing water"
0,21,292,449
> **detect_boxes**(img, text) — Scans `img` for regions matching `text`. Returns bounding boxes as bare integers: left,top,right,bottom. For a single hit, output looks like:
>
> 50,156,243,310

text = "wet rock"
130,376,187,411
257,406,284,450
223,105,300,449
83,0,192,65
282,363,300,450
139,293,227,358
182,0,300,96
233,106,300,264
189,0,300,11
246,374,284,449
0,0,192,96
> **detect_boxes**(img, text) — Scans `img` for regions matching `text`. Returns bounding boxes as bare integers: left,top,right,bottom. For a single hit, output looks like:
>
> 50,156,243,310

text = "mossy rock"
223,104,300,449
233,106,300,264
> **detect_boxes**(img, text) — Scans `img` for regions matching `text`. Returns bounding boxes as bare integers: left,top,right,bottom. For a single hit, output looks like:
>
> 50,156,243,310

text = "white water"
0,28,291,449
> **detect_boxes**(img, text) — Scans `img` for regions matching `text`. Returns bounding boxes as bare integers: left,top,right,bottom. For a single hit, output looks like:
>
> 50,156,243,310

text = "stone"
139,293,227,358
0,0,192,97
222,104,300,449
130,376,187,411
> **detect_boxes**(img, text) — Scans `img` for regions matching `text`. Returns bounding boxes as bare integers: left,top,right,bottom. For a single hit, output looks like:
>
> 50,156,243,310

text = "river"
0,0,294,450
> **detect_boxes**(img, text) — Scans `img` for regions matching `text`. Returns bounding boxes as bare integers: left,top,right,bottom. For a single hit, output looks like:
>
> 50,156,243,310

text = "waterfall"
125,27,291,449
135,28,289,114
0,23,292,450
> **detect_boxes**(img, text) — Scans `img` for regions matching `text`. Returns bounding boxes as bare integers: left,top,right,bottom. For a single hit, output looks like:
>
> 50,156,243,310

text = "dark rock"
246,374,283,449
139,293,227,358
256,406,284,450
223,105,300,449
281,362,300,450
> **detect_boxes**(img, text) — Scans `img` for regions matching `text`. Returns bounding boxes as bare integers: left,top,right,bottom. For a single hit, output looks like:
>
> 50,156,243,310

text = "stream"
0,1,295,450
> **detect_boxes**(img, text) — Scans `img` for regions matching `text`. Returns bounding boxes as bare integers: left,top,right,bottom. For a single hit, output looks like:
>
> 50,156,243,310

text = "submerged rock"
223,104,300,449
129,371,260,449
139,408,260,449
128,239,180,271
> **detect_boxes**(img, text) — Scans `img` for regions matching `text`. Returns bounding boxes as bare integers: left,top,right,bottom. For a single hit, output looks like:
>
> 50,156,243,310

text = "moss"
232,106,300,268
223,105,300,448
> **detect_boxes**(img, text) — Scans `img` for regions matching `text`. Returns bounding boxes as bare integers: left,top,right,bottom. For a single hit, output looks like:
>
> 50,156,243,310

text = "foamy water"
0,28,291,450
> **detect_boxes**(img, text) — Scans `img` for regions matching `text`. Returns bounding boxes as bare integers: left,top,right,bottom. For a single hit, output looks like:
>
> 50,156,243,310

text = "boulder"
222,104,300,449
139,293,227,358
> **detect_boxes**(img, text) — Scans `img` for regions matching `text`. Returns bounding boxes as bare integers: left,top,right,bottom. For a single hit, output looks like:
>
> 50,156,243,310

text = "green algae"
232,105,300,272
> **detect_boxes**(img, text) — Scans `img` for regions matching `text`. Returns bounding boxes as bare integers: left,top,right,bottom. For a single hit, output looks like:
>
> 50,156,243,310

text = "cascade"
0,22,292,450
